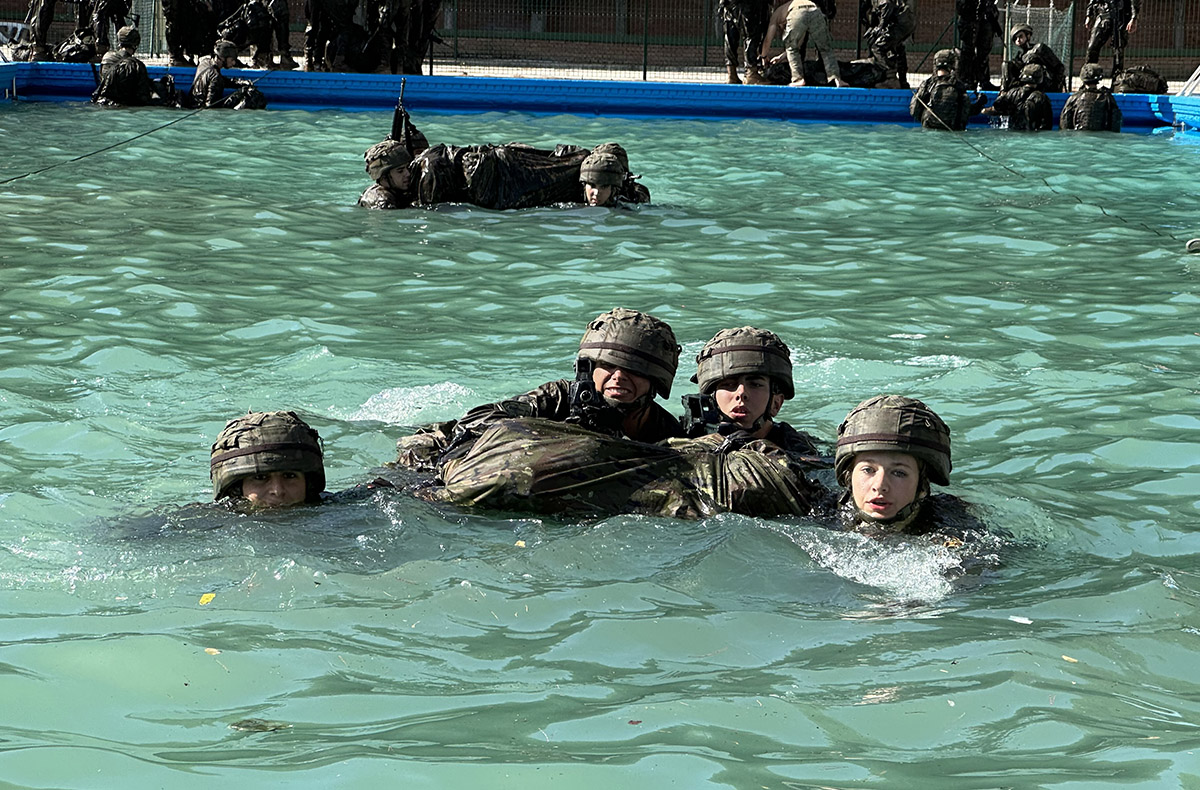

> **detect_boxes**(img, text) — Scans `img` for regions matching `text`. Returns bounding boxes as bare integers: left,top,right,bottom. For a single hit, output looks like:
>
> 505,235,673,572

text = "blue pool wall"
3,60,1199,132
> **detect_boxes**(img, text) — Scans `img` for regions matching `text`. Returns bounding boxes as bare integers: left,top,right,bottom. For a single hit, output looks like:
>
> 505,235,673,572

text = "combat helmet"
1079,63,1103,84
590,142,630,172
214,39,239,59
579,152,626,187
692,326,795,400
1009,23,1033,43
1020,63,1046,86
363,138,413,181
116,25,140,49
210,411,325,501
834,395,951,487
933,49,958,70
577,308,681,399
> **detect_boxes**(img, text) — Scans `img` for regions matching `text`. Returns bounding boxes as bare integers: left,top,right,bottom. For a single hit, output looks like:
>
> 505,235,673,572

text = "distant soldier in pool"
910,49,986,131
1059,63,1122,132
92,26,178,106
982,63,1053,131
191,39,269,108
359,139,649,210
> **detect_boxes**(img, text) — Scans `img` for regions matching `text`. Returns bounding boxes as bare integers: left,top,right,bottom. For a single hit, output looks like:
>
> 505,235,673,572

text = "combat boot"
744,65,766,84
726,64,742,84
277,51,299,70
252,46,271,69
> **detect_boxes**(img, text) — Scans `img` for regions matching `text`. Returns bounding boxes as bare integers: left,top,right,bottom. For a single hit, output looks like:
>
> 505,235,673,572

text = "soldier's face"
241,471,307,508
383,166,412,191
850,452,920,520
1014,32,1029,49
592,364,651,403
584,182,615,206
713,374,782,430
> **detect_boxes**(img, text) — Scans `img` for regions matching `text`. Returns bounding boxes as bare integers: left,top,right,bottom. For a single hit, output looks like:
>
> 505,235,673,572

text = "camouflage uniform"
429,418,824,519
986,65,1053,130
861,0,914,87
396,308,683,471
1059,65,1122,131
1002,24,1066,92
954,0,1001,90
92,47,155,105
718,0,771,80
1085,0,1138,71
162,0,215,66
910,52,986,130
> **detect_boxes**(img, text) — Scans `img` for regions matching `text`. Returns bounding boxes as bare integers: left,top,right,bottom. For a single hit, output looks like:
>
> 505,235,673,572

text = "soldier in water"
359,103,649,210
832,395,987,542
91,26,177,106
982,63,1053,131
211,411,328,508
680,327,823,464
1059,63,1122,132
394,307,684,473
910,49,986,130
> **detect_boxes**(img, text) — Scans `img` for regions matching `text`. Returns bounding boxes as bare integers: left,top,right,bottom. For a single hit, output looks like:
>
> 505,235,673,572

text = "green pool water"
1,101,1199,788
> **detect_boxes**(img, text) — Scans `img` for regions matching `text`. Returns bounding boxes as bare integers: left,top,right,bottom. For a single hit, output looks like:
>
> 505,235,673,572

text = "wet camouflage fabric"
910,73,984,130
91,49,154,105
393,379,684,471
191,55,236,106
1003,43,1066,92
1111,66,1167,95
431,418,825,519
1060,85,1122,131
989,84,1053,130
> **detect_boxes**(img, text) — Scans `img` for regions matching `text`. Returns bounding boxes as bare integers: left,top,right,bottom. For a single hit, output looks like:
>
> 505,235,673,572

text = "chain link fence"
3,0,1197,83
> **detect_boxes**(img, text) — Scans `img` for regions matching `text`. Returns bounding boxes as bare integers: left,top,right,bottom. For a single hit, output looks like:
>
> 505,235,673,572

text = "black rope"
0,68,270,187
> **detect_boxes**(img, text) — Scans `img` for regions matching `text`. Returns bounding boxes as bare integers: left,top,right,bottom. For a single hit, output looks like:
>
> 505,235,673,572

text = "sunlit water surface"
1,102,1199,788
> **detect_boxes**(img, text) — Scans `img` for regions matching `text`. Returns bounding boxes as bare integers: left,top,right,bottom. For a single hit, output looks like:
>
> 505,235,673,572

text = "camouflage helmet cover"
363,138,413,181
116,25,140,47
214,39,239,58
579,152,626,187
578,308,681,399
933,49,958,69
834,395,952,487
210,410,325,500
692,326,795,400
1080,63,1103,83
590,142,630,172
1010,22,1033,41
1020,63,1046,85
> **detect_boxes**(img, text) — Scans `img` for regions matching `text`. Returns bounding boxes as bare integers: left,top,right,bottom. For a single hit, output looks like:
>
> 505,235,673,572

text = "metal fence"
3,0,1198,83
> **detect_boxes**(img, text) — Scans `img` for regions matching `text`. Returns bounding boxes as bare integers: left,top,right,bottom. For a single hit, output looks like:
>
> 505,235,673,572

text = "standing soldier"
955,0,1001,90
21,0,92,61
861,0,915,89
1085,0,1138,73
1059,63,1122,131
719,0,771,84
163,0,215,66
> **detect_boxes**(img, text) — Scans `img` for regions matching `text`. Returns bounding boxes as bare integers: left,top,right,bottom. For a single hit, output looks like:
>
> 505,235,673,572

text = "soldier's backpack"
1112,65,1167,94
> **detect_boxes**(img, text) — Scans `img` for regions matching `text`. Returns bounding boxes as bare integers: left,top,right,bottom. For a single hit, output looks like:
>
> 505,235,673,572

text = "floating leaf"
199,593,215,606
